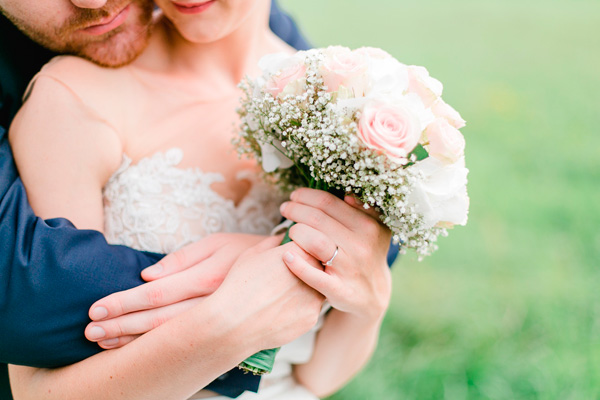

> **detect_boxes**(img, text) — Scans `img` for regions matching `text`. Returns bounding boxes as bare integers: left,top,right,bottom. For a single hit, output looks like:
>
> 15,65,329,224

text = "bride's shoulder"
35,55,122,89
266,32,297,56
23,55,132,127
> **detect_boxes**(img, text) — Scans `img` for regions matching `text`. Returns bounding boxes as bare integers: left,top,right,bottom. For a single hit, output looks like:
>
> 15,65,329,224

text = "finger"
86,298,202,342
287,188,375,232
89,253,229,320
283,251,338,298
141,235,224,281
280,200,348,242
98,335,140,350
287,223,338,265
344,195,381,221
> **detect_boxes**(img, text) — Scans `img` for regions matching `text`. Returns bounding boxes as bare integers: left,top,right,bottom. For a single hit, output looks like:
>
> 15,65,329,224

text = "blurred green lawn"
279,0,600,398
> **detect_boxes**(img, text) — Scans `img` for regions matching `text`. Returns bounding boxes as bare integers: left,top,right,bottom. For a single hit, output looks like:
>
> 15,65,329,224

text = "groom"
0,0,320,398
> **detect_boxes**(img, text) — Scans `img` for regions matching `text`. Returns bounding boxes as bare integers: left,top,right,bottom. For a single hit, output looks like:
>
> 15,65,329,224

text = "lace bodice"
103,148,284,253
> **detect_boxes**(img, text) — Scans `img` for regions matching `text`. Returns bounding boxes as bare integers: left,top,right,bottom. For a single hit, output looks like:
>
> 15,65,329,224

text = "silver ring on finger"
323,246,339,267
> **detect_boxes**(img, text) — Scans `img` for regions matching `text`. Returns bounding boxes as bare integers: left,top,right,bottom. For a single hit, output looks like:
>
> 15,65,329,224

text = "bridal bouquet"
234,45,469,374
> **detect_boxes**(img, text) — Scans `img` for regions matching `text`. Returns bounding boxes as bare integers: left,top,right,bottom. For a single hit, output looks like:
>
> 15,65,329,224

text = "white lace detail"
103,148,284,253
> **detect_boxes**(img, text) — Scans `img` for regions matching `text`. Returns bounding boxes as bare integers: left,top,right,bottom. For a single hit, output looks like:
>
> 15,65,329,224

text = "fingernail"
280,202,288,213
290,190,297,200
88,326,106,340
283,252,295,263
90,306,108,320
143,263,163,277
100,338,119,347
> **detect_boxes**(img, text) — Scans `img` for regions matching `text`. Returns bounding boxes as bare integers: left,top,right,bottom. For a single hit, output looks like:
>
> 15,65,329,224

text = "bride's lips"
172,0,216,14
80,5,131,36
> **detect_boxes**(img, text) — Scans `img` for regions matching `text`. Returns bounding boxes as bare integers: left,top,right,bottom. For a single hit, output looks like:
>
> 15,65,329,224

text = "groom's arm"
0,125,164,368
269,0,311,50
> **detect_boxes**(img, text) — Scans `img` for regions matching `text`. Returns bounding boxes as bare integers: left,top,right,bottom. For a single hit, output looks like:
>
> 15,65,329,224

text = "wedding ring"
323,246,339,267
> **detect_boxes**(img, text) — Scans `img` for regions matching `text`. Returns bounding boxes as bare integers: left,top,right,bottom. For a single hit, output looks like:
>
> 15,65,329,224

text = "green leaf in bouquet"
408,144,429,163
238,348,280,375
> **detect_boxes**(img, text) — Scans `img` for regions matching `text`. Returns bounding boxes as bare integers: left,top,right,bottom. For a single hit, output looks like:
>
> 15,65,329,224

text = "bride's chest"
103,148,285,254
117,92,253,202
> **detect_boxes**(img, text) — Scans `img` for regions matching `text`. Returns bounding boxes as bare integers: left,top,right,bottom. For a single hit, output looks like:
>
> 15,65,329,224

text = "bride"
8,0,392,398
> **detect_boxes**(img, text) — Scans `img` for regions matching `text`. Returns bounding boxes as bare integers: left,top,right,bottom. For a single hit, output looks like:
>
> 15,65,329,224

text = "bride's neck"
135,3,284,87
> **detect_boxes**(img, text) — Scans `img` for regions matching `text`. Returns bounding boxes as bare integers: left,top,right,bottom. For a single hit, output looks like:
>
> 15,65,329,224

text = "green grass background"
279,0,600,398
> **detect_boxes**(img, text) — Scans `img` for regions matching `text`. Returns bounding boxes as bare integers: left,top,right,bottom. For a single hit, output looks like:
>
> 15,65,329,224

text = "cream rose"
258,53,307,98
431,98,466,129
321,46,369,96
358,99,423,163
425,118,466,163
406,157,469,229
265,63,306,98
407,65,443,107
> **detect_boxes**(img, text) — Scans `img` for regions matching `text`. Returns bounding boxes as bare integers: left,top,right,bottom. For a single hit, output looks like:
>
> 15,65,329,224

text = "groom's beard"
2,0,155,67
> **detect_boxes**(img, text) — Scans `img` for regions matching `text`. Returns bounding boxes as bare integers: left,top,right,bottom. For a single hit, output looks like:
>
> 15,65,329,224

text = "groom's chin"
76,24,152,68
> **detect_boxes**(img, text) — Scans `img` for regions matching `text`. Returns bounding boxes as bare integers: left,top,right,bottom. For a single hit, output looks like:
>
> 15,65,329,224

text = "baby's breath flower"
235,47,469,257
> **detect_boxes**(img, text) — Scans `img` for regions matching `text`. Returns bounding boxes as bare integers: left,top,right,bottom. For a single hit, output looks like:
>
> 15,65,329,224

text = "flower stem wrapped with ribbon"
234,45,470,375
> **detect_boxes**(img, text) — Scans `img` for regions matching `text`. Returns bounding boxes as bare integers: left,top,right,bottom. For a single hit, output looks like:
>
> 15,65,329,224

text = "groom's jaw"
0,0,154,67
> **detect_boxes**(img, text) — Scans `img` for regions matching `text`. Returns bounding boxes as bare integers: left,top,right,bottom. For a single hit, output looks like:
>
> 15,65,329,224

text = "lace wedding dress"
103,148,321,400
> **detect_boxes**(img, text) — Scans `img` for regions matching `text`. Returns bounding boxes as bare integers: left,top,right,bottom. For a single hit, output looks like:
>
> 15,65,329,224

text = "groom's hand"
85,233,266,348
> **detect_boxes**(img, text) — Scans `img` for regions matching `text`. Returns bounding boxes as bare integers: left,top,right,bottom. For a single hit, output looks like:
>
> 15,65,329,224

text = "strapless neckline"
102,147,284,254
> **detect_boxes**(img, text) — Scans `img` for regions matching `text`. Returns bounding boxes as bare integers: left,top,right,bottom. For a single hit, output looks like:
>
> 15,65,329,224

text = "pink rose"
265,62,306,98
431,99,466,129
321,46,369,95
358,100,422,163
407,65,443,107
354,46,393,60
425,119,466,163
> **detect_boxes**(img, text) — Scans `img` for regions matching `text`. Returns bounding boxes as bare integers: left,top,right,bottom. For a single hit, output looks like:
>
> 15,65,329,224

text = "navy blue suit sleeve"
269,0,311,50
0,125,164,367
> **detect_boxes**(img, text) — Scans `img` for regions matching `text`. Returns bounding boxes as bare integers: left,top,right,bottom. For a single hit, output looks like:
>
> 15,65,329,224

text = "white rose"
259,140,294,172
365,57,409,99
406,157,469,229
407,65,443,107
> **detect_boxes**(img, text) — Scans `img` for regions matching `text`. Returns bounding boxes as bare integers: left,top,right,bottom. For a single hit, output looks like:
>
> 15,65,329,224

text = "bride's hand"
280,188,393,322
85,233,266,348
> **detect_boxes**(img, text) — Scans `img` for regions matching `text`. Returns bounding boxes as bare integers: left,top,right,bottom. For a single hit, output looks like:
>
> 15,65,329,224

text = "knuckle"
194,272,221,293
145,287,164,307
313,240,329,258
361,218,379,237
109,320,125,338
111,294,126,316
151,315,168,329
308,210,325,228
172,247,188,269
316,192,334,209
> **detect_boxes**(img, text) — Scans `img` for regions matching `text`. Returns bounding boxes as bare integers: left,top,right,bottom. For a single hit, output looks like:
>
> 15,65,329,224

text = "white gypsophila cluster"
235,47,468,258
